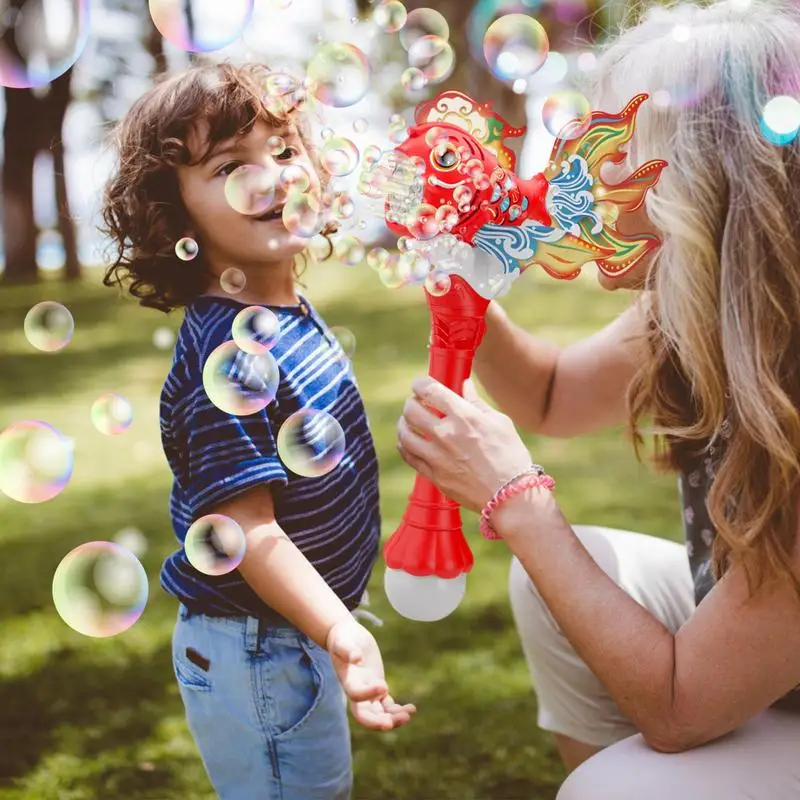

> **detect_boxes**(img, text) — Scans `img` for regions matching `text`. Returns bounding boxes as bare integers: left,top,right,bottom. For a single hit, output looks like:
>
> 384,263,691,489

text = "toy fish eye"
431,143,460,171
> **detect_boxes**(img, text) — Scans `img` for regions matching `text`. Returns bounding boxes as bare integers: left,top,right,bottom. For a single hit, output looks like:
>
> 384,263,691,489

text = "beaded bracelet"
479,464,556,541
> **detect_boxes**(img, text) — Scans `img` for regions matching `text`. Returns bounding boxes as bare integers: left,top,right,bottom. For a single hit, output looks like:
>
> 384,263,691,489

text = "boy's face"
176,118,321,275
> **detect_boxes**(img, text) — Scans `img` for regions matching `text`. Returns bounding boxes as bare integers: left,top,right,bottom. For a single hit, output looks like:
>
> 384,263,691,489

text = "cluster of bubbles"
148,0,254,53
0,0,90,89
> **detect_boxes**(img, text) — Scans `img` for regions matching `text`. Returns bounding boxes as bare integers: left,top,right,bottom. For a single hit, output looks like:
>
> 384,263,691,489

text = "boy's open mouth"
253,203,285,222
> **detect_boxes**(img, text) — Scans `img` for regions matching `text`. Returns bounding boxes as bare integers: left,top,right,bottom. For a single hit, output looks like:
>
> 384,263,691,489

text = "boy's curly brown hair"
100,61,337,313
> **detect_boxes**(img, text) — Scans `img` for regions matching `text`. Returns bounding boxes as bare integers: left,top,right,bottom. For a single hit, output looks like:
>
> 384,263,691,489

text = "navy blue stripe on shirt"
159,293,381,617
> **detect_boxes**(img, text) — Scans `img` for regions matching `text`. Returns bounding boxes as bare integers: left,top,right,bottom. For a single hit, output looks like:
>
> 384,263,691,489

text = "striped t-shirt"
159,293,381,617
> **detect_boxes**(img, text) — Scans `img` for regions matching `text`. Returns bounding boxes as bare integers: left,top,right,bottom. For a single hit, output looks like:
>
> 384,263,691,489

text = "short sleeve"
181,381,288,520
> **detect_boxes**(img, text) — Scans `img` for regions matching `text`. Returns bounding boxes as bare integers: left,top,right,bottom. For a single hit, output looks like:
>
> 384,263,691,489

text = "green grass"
0,260,682,799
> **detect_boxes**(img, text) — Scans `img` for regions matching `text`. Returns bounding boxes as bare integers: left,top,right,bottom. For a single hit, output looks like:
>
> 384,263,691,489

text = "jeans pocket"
261,637,325,740
173,625,213,692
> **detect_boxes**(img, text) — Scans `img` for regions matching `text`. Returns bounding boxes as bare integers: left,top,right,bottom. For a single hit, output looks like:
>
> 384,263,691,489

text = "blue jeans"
172,604,352,799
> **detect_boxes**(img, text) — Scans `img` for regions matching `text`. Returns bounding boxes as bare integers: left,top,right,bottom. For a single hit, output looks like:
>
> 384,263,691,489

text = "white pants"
508,524,800,800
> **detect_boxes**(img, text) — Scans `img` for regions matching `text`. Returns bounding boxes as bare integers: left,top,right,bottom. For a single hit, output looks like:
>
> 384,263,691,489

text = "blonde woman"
395,0,800,796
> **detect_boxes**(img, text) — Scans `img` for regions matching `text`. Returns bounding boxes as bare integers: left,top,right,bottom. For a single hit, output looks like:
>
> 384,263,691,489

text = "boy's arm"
208,483,354,647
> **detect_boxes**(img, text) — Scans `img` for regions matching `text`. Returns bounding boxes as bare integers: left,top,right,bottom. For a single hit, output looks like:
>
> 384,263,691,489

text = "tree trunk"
2,86,40,285
45,70,80,281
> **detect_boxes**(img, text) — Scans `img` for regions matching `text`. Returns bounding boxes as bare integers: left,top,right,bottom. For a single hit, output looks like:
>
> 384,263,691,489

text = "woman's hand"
396,376,533,513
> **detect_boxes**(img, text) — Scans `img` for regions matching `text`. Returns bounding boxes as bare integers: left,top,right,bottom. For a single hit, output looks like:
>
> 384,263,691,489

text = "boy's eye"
275,146,298,160
215,161,243,177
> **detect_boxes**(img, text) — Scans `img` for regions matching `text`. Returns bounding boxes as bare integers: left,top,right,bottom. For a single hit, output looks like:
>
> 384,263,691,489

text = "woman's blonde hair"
580,0,800,601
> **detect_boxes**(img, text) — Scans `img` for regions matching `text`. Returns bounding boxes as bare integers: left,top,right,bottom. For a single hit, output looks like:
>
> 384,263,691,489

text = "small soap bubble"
148,0,254,53
0,421,73,503
152,327,176,350
353,117,370,133
231,306,281,354
399,7,449,50
307,42,371,108
331,192,356,221
425,269,452,296
542,90,592,139
367,247,390,271
398,250,431,283
185,514,246,576
484,13,549,82
405,203,441,240
0,0,90,89
363,144,383,166
91,393,133,436
267,135,287,156
407,35,455,84
113,526,149,558
279,164,312,192
52,541,148,638
373,0,407,33
24,301,74,353
328,326,357,359
334,235,366,266
401,66,427,93
283,190,327,238
220,268,247,294
321,137,360,177
378,253,406,289
277,409,346,478
202,341,280,415
175,237,199,261
225,165,277,216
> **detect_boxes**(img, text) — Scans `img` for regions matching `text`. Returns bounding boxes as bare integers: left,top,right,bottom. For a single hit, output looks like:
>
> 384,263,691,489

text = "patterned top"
158,294,381,617
678,431,800,711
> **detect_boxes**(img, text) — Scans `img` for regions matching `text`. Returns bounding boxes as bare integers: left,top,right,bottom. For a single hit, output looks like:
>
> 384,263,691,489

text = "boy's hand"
326,618,417,731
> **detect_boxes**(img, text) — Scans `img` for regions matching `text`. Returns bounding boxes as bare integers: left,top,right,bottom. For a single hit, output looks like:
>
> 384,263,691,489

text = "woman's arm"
494,488,800,752
473,292,651,438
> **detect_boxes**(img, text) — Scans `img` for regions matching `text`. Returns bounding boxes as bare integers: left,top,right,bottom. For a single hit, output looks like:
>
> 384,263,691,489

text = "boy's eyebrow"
198,127,296,167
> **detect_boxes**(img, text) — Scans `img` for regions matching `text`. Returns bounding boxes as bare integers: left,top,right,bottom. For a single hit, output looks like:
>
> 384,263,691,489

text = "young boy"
101,62,415,799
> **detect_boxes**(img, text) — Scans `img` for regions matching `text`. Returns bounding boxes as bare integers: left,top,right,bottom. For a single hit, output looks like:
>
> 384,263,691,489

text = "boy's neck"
204,260,301,307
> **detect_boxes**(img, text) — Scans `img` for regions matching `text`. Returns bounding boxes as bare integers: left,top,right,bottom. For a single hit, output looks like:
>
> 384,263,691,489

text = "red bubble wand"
380,90,667,621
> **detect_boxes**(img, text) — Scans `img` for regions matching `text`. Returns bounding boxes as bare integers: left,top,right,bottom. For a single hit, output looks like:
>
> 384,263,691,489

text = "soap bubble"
224,165,277,216
267,135,287,155
24,301,74,353
328,326,356,359
484,13,549,82
331,192,356,221
279,164,312,193
232,306,281,354
0,421,73,503
152,327,176,350
321,137,360,177
202,341,280,415
220,267,247,294
353,117,370,133
0,0,90,89
367,247,390,271
333,235,366,266
405,203,441,240
185,514,246,576
542,90,592,139
373,0,407,33
91,393,133,436
52,542,149,638
401,66,427,94
362,144,383,166
148,0,254,53
399,7,449,51
277,409,346,478
408,35,454,84
175,237,199,261
307,43,371,108
283,190,327,238
425,269,452,297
